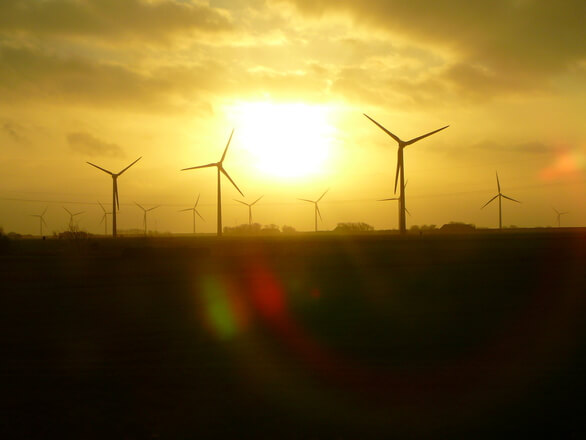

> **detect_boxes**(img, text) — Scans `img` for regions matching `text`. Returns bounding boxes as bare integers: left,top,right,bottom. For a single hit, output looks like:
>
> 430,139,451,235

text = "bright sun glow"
228,101,337,179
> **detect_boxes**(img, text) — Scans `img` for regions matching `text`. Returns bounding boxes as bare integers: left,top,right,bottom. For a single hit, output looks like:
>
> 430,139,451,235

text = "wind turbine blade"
181,163,217,171
147,205,160,212
316,204,322,221
317,189,329,202
496,172,501,193
100,214,105,224
501,194,521,203
42,218,48,227
252,195,263,205
221,167,244,197
42,206,48,216
552,207,559,215
378,197,399,201
481,194,499,209
114,180,120,211
195,193,200,207
405,207,412,216
63,207,72,215
220,129,235,163
394,151,401,193
98,201,106,213
179,208,192,212
118,157,142,175
195,209,205,222
87,161,113,175
135,202,145,211
404,125,449,146
298,198,314,203
74,211,84,216
363,114,403,144
234,199,248,206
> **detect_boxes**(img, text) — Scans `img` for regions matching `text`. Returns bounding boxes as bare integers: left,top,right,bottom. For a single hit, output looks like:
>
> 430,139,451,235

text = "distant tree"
261,224,280,234
440,222,476,233
334,222,374,233
282,225,296,234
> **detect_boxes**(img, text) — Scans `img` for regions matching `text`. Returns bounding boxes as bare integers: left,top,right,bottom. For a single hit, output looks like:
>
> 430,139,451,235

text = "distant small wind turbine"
378,181,411,225
181,129,244,237
298,189,328,232
552,208,568,228
364,114,448,234
135,203,159,236
63,207,84,230
481,172,520,229
98,201,112,235
86,157,142,238
234,196,263,225
179,194,205,234
31,206,48,236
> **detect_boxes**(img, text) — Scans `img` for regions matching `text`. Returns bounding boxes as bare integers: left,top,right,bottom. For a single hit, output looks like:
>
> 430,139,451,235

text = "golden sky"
1,0,585,234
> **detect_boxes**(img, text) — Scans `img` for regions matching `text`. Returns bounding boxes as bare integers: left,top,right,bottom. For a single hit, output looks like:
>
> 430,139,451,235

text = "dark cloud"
0,46,224,112
67,132,125,157
2,120,29,146
0,0,233,42
275,0,586,92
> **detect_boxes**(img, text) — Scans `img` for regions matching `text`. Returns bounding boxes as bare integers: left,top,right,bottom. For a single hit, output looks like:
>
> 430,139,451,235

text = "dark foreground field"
1,231,585,438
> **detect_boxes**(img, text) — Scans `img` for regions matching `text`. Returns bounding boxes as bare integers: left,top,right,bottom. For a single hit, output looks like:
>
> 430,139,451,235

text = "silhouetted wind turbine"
31,206,48,236
298,189,328,232
553,208,568,228
86,157,142,238
135,203,159,236
179,194,204,234
98,201,112,235
63,207,84,230
364,114,448,234
481,172,520,229
181,129,244,237
234,196,263,225
378,181,411,226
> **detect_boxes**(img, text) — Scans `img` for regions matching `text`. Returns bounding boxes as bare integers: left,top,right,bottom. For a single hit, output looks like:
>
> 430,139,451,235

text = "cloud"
0,0,233,43
1,120,30,146
67,131,125,157
274,0,586,93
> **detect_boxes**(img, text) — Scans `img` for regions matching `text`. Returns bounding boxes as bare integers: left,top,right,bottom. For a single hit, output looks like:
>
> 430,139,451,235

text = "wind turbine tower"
87,157,142,238
179,194,205,234
378,181,410,228
31,206,48,236
135,203,159,236
234,196,263,226
299,189,328,232
364,114,448,234
481,172,521,229
181,129,244,237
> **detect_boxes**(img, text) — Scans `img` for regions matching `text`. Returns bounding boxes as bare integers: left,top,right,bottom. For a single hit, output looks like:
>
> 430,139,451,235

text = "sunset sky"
1,0,585,234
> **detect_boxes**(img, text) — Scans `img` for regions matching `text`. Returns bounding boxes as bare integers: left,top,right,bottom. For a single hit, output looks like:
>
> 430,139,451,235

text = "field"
1,230,585,438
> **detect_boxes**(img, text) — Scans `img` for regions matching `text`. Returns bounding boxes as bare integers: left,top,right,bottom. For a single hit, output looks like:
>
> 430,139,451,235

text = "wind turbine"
135,203,159,236
378,181,411,227
63,207,84,230
86,157,142,238
31,206,48,236
364,114,448,234
481,172,520,229
298,189,328,232
234,196,263,226
179,194,205,234
553,208,568,228
98,201,112,235
181,129,244,237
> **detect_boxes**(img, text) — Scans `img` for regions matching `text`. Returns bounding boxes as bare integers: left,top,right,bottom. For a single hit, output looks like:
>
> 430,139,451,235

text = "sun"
227,101,337,179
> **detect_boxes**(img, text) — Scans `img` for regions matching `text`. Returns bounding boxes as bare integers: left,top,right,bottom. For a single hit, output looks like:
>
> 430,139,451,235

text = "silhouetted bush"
334,222,374,233
440,222,476,233
224,223,282,235
281,225,297,234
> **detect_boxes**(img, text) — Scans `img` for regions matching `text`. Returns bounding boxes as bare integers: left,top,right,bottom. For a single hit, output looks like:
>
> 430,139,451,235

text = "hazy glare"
1,0,584,234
